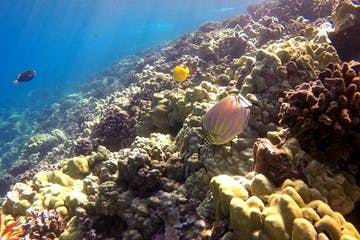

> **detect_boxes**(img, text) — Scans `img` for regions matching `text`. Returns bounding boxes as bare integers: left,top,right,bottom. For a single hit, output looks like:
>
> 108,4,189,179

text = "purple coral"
8,159,34,176
92,106,136,151
22,209,66,240
73,137,94,156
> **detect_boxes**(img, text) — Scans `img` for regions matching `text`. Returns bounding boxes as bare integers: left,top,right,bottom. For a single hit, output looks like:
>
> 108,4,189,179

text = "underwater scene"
0,0,359,239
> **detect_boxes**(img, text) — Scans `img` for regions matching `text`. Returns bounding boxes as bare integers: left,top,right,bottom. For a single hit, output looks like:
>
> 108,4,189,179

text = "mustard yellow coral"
210,173,360,240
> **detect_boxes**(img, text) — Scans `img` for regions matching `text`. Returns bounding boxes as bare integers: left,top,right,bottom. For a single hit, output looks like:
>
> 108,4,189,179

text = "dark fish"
13,70,36,85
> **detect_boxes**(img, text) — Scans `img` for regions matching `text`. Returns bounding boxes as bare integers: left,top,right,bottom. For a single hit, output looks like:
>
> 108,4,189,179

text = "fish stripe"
229,108,247,137
222,110,239,138
209,102,221,129
222,113,238,139
213,102,227,132
220,97,235,132
203,110,212,132
220,96,238,134
224,107,245,138
204,100,219,132
202,128,212,144
217,98,233,133
209,102,221,130
202,94,251,145
221,102,238,135
208,96,232,143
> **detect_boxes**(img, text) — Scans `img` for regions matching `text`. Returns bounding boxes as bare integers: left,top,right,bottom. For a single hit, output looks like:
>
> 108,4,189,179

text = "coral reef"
211,173,360,240
22,209,66,239
1,0,360,238
329,0,360,61
92,106,136,150
278,62,360,167
304,160,360,215
22,129,67,158
72,137,94,156
253,134,306,186
248,0,339,22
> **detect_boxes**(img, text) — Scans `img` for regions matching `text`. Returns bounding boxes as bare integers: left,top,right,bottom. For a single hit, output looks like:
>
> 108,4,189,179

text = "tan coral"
0,149,105,220
210,173,360,240
137,81,217,136
210,175,249,219
240,36,340,96
304,160,360,215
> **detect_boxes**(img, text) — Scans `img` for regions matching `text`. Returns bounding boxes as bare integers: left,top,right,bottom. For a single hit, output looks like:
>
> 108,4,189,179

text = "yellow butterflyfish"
172,65,190,83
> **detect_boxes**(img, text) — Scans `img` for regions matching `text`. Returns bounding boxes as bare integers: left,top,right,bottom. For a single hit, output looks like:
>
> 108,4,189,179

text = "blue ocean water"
0,0,260,114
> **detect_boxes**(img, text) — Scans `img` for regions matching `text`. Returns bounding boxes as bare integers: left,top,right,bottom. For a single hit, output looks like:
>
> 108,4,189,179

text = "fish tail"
12,80,19,85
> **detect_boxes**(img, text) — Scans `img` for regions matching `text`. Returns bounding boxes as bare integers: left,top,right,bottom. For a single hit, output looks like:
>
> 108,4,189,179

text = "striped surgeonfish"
202,94,252,145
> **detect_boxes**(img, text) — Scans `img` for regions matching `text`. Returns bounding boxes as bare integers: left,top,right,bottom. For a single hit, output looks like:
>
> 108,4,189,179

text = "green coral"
62,156,90,179
2,157,91,219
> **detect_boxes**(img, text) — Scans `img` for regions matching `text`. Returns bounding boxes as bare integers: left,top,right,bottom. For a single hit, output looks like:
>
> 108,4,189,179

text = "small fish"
202,94,251,145
172,65,190,83
13,70,36,85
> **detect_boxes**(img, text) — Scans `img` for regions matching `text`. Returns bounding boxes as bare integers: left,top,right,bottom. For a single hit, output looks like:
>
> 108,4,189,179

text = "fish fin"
12,80,20,85
238,94,252,107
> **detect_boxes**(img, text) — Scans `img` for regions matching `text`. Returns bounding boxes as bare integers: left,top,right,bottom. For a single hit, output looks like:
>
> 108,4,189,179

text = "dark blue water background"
0,0,260,114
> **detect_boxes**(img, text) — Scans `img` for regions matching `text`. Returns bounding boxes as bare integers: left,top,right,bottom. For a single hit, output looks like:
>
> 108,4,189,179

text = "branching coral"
278,62,360,166
22,209,66,240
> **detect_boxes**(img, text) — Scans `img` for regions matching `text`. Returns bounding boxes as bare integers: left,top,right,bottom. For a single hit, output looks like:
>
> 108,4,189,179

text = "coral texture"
92,106,136,150
278,62,360,166
329,0,360,61
22,209,66,240
1,0,360,238
211,173,360,240
0,212,25,239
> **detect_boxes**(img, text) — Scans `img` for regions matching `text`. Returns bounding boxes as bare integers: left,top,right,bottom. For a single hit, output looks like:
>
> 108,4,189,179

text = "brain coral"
210,173,360,240
278,62,360,166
